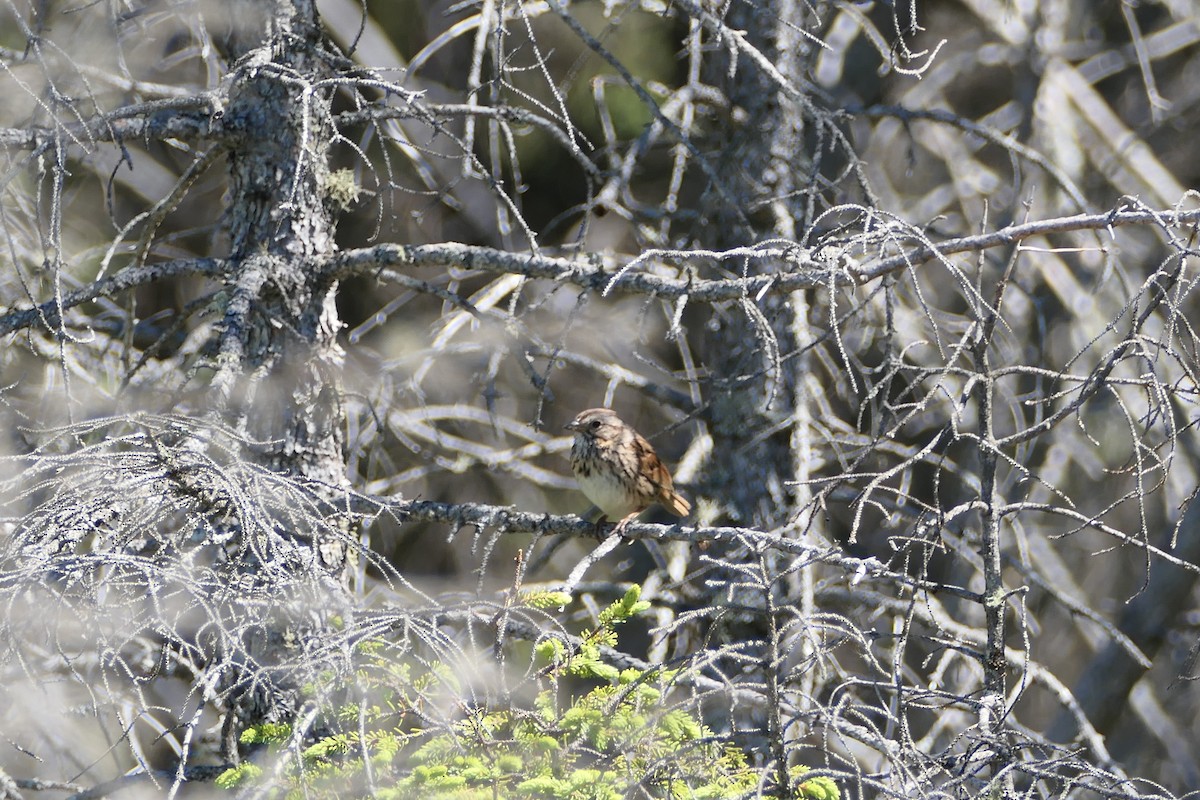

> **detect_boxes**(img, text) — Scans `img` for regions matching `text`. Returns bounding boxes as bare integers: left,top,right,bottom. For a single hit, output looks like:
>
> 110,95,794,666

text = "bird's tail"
664,490,691,517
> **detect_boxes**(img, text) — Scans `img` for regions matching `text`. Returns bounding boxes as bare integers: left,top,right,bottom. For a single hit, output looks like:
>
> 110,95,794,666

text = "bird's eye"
590,420,601,430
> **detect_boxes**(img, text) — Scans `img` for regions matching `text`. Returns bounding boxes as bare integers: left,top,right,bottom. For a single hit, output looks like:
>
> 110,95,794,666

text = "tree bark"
215,0,349,571
700,0,810,530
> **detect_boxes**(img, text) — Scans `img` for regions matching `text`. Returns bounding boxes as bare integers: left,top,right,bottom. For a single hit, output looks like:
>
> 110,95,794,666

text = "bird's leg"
612,510,642,535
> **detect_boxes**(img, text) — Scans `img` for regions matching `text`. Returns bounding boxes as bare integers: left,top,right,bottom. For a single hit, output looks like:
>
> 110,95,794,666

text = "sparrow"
565,408,690,533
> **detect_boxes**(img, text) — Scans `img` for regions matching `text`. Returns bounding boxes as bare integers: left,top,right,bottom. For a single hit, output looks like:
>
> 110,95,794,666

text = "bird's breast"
575,465,640,518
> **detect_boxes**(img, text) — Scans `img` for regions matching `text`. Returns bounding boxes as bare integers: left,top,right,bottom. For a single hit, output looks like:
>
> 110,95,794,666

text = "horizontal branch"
0,98,213,151
327,242,834,300
859,204,1200,281
0,258,223,337
374,497,984,602
5,204,1197,340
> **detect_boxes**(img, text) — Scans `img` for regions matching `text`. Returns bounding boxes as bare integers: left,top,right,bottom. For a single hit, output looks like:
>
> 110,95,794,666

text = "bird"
565,408,691,534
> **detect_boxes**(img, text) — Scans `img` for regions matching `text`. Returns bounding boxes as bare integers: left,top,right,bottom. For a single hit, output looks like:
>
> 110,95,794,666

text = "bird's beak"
564,420,579,432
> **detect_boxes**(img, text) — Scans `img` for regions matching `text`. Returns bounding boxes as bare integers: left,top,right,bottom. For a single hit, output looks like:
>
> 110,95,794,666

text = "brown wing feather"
634,431,691,518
